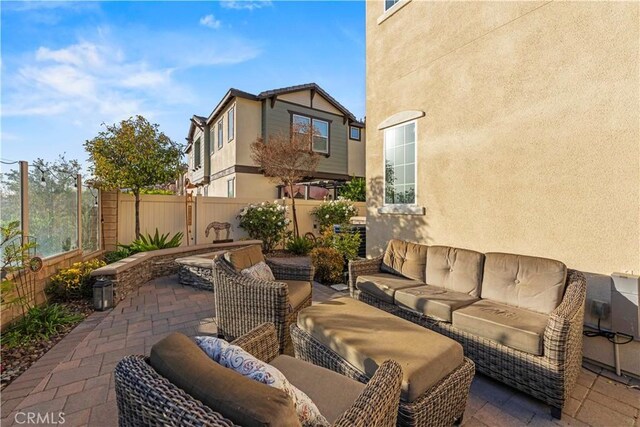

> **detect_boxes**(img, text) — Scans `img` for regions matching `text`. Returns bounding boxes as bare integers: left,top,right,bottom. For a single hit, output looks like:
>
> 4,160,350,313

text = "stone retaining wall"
91,241,261,303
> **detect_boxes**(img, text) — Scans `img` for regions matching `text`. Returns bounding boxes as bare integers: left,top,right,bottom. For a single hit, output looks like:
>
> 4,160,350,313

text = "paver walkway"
1,275,638,427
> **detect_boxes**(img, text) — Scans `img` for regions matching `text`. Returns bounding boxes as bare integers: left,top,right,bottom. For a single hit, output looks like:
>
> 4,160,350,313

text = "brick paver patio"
1,275,638,427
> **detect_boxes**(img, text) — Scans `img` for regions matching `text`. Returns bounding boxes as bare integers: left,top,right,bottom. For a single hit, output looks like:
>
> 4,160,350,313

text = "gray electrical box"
611,273,639,341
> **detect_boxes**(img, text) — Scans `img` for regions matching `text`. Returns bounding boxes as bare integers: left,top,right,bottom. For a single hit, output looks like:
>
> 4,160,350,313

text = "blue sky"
0,0,365,170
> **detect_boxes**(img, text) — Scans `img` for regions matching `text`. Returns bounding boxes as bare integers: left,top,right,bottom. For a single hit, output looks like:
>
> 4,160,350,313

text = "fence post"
77,174,82,252
19,161,29,237
193,195,199,246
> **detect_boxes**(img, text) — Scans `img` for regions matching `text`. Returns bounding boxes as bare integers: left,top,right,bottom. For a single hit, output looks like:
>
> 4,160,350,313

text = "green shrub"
104,248,133,264
119,228,183,253
0,304,84,348
338,177,366,202
310,247,344,284
46,259,106,300
312,198,359,232
237,202,289,253
317,229,361,261
286,235,315,255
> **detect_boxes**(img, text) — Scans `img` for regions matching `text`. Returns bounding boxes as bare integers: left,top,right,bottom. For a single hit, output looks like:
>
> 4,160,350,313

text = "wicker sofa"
213,245,314,354
349,239,587,419
114,323,403,426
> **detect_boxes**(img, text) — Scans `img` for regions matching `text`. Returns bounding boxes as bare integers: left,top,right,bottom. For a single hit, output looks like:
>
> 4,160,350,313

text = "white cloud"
220,0,272,11
199,14,221,29
2,25,262,128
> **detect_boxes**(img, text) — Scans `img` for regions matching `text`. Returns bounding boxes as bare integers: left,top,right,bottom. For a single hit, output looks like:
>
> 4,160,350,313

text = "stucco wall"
236,97,262,167
366,0,639,276
366,0,640,375
348,127,366,177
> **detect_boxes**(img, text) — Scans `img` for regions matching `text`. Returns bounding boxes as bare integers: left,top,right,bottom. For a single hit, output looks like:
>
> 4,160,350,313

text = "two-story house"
184,83,365,198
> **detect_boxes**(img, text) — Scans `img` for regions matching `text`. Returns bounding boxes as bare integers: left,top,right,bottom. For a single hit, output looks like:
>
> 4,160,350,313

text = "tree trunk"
134,189,141,239
288,182,299,238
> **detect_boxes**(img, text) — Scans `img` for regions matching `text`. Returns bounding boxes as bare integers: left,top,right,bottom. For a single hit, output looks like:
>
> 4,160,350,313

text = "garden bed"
0,300,94,390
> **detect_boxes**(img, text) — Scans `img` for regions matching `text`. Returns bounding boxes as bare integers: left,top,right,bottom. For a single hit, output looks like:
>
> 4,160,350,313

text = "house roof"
256,83,357,122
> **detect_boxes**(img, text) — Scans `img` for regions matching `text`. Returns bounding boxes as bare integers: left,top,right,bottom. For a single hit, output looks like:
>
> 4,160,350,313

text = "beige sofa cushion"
452,300,548,355
150,332,299,427
224,245,265,272
283,280,312,310
381,239,428,282
395,285,479,322
356,273,424,304
426,246,485,297
271,355,365,424
481,253,567,314
298,296,464,402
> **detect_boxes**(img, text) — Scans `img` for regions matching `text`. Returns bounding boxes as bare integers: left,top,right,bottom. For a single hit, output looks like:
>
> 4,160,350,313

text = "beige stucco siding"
348,127,366,177
366,0,640,276
236,97,263,167
209,103,238,175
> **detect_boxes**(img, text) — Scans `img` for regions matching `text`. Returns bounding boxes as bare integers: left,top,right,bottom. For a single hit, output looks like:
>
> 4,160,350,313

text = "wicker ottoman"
291,297,475,427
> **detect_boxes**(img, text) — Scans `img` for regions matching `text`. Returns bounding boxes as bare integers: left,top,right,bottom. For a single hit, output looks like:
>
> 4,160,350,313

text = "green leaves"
84,115,184,193
0,304,83,348
118,228,183,253
338,177,366,202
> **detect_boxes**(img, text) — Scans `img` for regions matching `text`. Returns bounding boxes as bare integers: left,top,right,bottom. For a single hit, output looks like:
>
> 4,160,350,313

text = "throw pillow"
241,261,276,282
196,336,329,427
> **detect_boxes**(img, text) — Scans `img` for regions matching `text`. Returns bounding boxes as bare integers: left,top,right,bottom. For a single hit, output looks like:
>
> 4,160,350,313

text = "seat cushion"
271,355,365,424
426,246,485,297
224,245,265,272
481,253,567,314
150,332,299,427
356,273,424,304
298,296,464,402
283,280,312,310
395,285,479,322
381,239,428,282
452,300,549,355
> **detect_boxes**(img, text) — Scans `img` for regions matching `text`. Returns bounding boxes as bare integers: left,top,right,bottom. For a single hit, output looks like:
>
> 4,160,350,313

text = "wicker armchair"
115,323,403,427
212,255,313,355
349,256,587,418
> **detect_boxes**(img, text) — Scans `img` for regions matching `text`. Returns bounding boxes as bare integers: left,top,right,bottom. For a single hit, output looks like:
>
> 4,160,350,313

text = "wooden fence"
112,193,365,247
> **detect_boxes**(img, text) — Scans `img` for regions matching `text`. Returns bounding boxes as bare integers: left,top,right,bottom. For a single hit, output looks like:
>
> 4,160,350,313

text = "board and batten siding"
264,99,349,176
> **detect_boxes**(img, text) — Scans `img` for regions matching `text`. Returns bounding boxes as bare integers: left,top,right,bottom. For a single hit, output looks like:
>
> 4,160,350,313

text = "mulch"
0,300,94,390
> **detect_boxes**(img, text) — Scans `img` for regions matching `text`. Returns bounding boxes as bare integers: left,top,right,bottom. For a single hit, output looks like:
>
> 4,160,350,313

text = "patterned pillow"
195,336,329,427
241,261,276,282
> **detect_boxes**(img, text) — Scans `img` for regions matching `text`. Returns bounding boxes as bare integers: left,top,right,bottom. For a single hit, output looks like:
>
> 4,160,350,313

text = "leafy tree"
339,177,366,202
250,123,320,237
84,115,183,239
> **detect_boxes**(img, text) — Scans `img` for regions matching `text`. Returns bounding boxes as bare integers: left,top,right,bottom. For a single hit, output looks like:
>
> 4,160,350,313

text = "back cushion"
426,246,485,297
381,239,428,282
224,245,265,272
481,253,567,314
150,332,299,427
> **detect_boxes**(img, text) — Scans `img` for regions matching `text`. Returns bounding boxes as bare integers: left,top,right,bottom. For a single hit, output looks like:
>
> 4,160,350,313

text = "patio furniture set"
115,240,587,426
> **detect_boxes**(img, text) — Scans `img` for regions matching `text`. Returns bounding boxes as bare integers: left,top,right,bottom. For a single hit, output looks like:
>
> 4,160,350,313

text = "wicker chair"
212,254,313,355
115,323,403,427
349,255,587,419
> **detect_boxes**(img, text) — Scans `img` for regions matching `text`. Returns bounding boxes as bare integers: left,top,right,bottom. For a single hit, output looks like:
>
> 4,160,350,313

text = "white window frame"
228,106,235,142
227,177,235,198
194,137,202,168
384,0,400,11
217,119,224,149
383,120,417,206
349,126,361,141
292,113,329,154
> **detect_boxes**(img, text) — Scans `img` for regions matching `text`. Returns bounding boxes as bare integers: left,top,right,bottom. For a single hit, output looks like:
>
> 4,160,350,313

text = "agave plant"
119,228,183,254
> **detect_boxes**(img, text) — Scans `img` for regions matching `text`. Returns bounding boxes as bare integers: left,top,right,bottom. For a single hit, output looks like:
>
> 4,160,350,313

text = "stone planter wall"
91,241,261,303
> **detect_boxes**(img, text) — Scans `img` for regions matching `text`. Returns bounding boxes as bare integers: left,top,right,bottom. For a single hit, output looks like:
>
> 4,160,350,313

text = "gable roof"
257,83,357,122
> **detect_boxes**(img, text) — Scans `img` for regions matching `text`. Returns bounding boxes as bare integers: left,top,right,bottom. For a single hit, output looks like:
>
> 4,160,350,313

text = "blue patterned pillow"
196,336,329,427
